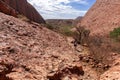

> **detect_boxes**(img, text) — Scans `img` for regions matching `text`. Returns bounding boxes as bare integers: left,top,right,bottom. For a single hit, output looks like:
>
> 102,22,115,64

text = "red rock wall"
1,0,45,24
0,1,17,17
80,0,120,36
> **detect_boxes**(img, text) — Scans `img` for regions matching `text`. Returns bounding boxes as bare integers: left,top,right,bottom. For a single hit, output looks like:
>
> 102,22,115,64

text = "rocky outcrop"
0,0,17,17
1,0,45,24
47,63,84,80
80,0,120,36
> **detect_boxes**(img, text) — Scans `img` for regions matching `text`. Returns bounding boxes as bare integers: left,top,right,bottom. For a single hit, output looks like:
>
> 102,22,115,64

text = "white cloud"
27,0,88,19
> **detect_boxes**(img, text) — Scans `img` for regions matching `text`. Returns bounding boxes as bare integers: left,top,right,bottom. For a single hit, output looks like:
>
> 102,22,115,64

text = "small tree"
73,26,90,46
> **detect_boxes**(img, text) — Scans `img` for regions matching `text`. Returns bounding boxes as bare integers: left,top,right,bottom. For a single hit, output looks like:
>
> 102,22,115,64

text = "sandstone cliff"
0,0,45,24
0,0,17,17
80,0,120,36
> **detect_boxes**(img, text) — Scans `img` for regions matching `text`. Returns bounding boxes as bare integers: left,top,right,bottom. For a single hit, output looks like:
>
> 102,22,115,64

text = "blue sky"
27,0,96,19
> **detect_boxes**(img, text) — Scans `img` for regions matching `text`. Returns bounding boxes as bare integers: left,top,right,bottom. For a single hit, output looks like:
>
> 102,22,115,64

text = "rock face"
0,0,17,17
80,0,120,36
1,0,45,24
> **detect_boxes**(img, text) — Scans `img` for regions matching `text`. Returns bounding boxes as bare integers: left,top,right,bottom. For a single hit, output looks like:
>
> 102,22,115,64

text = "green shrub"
45,23,54,30
44,22,74,36
60,26,73,36
110,27,120,41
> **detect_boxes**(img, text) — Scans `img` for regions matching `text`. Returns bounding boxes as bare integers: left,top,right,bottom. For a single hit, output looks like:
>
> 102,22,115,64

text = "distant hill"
46,18,82,36
46,17,82,28
46,19,74,28
46,19,74,36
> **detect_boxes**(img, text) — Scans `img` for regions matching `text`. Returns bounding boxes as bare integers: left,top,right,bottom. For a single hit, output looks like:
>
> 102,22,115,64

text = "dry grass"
17,14,30,22
88,35,120,65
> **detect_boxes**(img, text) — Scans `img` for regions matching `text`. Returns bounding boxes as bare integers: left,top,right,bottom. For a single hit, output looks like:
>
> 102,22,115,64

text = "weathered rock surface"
0,12,99,80
100,65,120,80
0,0,17,17
99,53,120,80
1,0,45,24
80,0,120,36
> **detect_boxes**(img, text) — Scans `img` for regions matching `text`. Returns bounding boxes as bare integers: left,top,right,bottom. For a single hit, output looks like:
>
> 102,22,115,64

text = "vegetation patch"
60,26,74,36
17,14,30,22
110,27,120,41
45,19,74,36
72,26,90,45
45,23,74,36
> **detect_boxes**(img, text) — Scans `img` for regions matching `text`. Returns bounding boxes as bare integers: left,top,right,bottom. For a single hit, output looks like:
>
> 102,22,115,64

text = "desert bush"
110,27,120,41
72,26,90,45
89,36,107,60
89,35,120,71
45,23,55,30
88,27,120,66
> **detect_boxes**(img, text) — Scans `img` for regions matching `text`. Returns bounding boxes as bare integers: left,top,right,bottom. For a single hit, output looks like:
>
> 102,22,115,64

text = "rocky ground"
67,35,120,80
0,12,100,80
